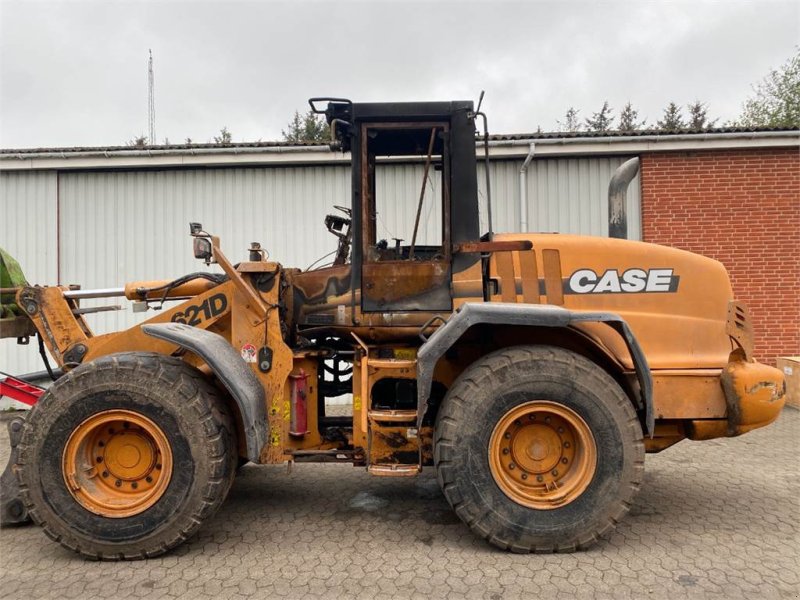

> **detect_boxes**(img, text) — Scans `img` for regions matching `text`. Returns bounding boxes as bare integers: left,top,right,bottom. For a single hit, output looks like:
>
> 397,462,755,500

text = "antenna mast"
148,49,156,144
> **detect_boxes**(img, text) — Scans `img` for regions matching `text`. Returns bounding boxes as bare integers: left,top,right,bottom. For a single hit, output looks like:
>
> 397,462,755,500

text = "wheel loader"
0,98,786,558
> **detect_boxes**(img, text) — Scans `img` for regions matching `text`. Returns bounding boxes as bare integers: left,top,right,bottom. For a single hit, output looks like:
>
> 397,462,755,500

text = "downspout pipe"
608,157,640,239
518,143,535,232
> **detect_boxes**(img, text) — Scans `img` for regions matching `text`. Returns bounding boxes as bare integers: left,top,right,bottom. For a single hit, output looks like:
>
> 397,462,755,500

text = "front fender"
142,322,267,463
416,302,654,435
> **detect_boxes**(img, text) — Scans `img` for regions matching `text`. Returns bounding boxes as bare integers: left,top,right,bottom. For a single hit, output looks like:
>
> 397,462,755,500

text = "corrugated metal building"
1,128,797,382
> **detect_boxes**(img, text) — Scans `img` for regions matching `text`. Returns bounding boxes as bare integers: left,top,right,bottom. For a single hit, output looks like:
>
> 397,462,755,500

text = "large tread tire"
16,352,238,560
434,345,644,553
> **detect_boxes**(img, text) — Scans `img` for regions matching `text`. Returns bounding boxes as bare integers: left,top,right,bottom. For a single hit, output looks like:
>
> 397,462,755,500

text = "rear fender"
416,302,654,435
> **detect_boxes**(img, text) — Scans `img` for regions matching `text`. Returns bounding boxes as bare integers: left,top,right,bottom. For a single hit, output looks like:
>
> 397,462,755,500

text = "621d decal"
171,293,228,326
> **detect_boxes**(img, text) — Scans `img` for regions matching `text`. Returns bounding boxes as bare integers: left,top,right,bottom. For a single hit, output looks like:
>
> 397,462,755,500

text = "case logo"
567,268,679,294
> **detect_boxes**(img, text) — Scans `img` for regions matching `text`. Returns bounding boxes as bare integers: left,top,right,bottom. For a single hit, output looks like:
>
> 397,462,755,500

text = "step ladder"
352,345,422,477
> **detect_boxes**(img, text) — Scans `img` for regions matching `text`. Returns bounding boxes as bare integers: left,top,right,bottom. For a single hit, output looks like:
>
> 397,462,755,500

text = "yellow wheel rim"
62,409,173,518
489,401,597,510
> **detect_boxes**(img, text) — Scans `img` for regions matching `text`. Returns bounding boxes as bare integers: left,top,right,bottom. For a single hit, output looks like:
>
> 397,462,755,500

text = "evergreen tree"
657,102,686,130
557,107,582,132
213,127,232,144
584,101,614,132
126,134,148,148
282,110,329,142
687,100,717,130
618,102,646,131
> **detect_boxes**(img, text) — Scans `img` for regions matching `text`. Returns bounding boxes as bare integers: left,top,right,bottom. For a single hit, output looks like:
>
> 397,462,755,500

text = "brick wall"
641,147,799,365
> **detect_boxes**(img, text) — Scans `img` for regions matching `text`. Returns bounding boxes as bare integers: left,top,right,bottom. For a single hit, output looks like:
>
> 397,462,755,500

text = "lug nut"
502,448,509,455
98,441,105,447
123,422,129,429
564,441,570,448
115,480,122,487
131,482,138,489
504,432,511,440
515,419,521,426
156,464,162,470
562,457,568,464
551,469,558,476
537,475,543,482
102,471,109,478
509,463,516,470
529,414,535,420
545,417,551,423
558,427,564,433
146,476,153,483
96,457,102,463
521,473,528,480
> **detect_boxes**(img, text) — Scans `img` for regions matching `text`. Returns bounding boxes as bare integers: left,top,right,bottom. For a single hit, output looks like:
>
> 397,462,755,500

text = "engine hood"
494,233,734,369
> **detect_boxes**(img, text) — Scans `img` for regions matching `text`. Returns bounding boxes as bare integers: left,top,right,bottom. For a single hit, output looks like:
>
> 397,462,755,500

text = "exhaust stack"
608,157,640,239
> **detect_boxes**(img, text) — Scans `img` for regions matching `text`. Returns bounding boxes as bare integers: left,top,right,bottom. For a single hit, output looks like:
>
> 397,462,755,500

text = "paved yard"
1,408,798,600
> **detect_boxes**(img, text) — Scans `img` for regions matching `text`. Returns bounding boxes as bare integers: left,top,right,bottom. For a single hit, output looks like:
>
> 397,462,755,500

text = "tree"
618,102,646,131
282,109,329,142
657,102,686,130
584,101,614,132
739,50,800,128
126,134,148,148
213,127,232,144
687,100,717,130
557,107,581,133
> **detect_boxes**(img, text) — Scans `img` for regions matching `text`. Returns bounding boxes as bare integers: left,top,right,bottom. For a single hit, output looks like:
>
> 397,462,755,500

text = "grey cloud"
1,0,797,148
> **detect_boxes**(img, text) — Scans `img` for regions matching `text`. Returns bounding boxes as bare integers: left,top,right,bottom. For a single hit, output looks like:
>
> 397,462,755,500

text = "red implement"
0,375,44,406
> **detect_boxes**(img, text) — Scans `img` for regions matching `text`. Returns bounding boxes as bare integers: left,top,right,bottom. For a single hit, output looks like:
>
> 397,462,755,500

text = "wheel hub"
489,401,597,510
103,430,157,481
513,423,561,471
62,409,173,518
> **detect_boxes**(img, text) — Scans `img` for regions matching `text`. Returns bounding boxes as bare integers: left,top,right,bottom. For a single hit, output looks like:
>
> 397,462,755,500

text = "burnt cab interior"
310,98,482,313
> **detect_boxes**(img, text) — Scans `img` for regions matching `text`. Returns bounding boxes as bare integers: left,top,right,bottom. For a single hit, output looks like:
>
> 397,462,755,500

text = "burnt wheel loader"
0,98,786,558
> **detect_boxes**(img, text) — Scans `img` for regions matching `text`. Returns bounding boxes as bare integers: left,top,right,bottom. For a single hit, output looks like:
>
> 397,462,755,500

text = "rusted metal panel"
454,240,531,253
652,370,727,419
361,261,451,312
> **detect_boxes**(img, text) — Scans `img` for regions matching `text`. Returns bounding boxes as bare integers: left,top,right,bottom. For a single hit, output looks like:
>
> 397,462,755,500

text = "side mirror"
193,237,213,264
189,222,203,235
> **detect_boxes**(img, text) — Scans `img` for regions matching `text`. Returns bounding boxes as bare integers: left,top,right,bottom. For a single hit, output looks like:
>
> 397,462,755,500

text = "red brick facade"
640,147,799,365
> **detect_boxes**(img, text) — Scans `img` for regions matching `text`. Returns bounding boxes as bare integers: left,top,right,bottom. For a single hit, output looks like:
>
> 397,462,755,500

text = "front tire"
16,352,237,559
434,345,644,553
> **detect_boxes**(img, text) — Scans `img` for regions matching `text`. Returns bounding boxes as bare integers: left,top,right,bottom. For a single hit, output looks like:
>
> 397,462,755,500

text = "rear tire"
16,352,237,559
434,345,644,553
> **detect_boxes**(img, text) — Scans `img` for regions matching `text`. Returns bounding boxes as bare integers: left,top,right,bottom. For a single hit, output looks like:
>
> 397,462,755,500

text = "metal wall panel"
375,164,443,246
1,156,641,380
477,156,641,239
58,167,353,338
0,171,58,378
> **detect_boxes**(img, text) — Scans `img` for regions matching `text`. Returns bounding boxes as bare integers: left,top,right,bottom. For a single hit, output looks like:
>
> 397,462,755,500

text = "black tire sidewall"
436,346,642,550
19,353,229,556
465,379,626,543
38,390,195,543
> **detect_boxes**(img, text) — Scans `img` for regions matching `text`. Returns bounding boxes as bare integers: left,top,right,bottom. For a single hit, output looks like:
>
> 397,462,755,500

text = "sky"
0,0,797,148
